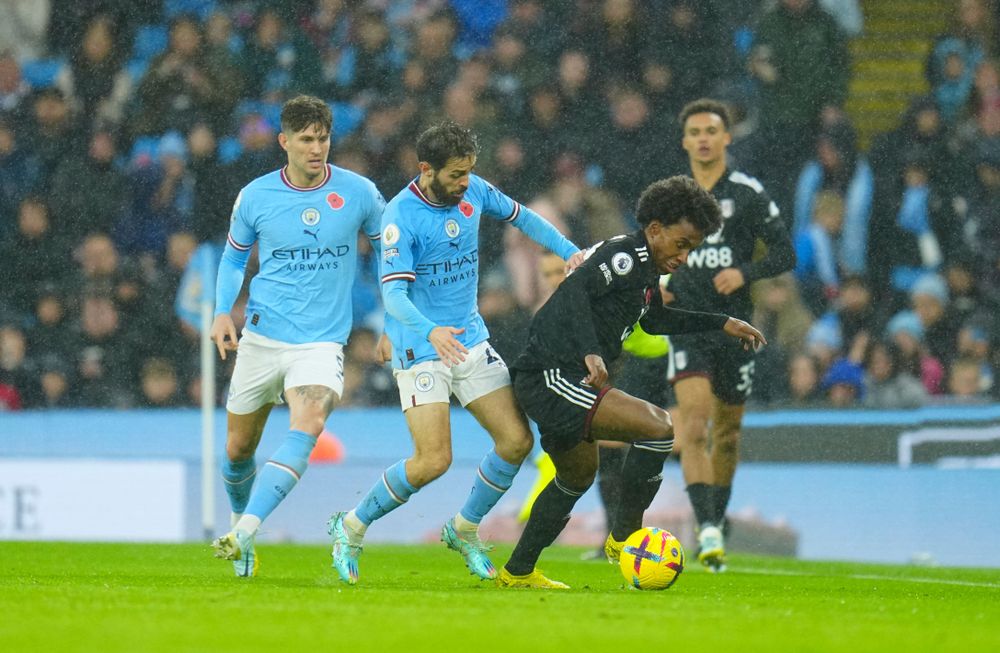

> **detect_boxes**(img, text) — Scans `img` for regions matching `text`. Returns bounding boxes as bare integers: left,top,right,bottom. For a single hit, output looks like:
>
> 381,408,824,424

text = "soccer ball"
619,527,685,590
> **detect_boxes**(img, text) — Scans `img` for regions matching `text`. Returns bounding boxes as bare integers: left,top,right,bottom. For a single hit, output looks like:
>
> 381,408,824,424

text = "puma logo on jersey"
303,228,319,242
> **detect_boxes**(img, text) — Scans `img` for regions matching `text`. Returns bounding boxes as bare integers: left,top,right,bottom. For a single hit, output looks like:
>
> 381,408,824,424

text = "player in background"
327,121,582,585
209,96,385,577
605,98,794,572
498,176,765,589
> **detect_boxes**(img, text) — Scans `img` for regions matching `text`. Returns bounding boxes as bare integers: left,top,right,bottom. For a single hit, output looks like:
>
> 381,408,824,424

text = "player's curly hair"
416,121,480,170
678,98,732,132
281,95,332,134
636,176,722,235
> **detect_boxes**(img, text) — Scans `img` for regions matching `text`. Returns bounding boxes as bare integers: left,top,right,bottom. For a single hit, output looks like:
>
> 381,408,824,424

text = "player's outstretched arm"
722,317,767,352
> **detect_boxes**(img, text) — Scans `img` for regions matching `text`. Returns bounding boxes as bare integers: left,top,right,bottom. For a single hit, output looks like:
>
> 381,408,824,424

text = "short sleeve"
226,188,256,252
380,205,417,284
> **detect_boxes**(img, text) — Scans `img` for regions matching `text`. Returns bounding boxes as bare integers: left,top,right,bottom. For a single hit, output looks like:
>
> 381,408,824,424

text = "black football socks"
610,445,669,542
596,445,626,532
505,476,588,576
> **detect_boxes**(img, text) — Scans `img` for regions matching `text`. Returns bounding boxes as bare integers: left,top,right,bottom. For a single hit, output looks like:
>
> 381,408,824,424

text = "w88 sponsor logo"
686,246,733,269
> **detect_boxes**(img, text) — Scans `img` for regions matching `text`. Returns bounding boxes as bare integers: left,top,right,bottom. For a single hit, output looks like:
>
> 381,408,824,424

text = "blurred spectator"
752,273,814,354
408,11,459,98
927,0,996,123
504,196,571,311
750,0,849,211
869,95,963,201
957,322,995,392
783,353,822,407
343,9,399,102
544,152,627,246
821,358,864,407
643,1,732,113
582,0,648,87
946,356,990,402
50,129,129,241
793,190,844,314
27,287,75,363
885,309,945,395
341,327,396,407
225,112,284,191
837,275,879,349
555,50,603,151
596,88,680,207
868,156,957,306
793,117,873,275
23,88,81,192
0,1,50,60
862,340,928,409
119,131,191,256
132,14,229,136
0,116,41,243
477,269,531,364
36,354,72,408
73,232,142,306
0,51,30,115
0,197,67,319
139,357,182,407
63,15,129,127
911,273,960,367
0,324,38,409
186,123,229,242
804,312,842,374
69,293,136,408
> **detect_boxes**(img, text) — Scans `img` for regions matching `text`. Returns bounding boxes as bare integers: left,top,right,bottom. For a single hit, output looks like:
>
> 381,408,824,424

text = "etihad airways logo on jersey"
416,250,478,286
272,245,351,272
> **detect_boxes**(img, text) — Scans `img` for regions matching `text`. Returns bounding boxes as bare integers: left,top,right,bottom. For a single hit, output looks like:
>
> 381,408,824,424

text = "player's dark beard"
429,174,462,206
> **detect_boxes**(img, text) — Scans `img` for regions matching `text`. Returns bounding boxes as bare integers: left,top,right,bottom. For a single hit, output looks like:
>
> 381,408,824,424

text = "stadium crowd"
1,0,999,411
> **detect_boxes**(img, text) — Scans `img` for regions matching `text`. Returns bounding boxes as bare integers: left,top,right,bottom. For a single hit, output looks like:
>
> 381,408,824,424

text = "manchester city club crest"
445,219,460,238
301,208,321,226
415,371,435,392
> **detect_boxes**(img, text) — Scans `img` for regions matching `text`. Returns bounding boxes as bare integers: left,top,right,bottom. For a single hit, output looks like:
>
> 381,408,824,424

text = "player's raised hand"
582,353,608,389
712,268,746,295
210,314,239,360
564,250,586,275
428,326,468,367
722,317,767,351
376,332,393,363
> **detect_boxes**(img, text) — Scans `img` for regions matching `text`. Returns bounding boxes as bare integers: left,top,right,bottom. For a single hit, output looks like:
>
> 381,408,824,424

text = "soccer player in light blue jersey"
328,121,584,584
209,96,385,577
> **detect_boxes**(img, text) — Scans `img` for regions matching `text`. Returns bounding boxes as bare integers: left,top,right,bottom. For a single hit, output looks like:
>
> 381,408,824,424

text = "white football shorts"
394,340,510,411
226,330,345,415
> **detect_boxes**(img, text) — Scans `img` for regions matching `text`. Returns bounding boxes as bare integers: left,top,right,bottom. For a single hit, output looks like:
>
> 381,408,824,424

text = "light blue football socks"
460,449,520,524
221,457,257,515
240,430,317,530
353,459,417,526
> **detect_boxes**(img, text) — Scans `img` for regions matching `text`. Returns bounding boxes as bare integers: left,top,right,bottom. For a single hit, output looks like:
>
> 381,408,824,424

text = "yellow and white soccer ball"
619,527,685,590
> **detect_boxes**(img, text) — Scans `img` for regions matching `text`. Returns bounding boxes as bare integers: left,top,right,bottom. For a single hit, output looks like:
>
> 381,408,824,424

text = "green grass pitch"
2,542,998,653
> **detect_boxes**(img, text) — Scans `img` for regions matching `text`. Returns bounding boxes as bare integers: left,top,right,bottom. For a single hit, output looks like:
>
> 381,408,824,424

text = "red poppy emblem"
327,192,345,210
459,201,474,218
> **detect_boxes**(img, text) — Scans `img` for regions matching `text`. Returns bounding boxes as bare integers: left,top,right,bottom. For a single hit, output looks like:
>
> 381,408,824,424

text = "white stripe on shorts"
543,369,593,409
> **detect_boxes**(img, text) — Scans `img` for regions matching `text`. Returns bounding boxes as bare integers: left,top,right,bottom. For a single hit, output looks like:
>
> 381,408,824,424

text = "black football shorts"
512,367,611,453
666,330,756,405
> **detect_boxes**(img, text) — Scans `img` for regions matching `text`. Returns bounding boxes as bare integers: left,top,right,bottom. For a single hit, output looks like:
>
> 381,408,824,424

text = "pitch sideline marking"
729,566,1000,589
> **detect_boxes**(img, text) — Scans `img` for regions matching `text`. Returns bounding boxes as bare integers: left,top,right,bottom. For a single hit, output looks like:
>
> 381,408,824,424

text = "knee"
409,451,452,486
558,462,597,491
713,422,741,453
496,429,533,464
678,411,710,447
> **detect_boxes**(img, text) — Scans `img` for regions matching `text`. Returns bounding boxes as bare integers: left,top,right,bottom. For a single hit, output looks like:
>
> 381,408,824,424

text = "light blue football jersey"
227,164,384,344
380,174,576,369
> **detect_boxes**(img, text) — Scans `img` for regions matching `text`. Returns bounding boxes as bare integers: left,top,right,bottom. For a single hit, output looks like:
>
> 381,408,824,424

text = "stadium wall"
1,407,998,567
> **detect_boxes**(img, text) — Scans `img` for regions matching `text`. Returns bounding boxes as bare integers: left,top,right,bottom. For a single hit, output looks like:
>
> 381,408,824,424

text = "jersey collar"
407,178,448,208
280,164,331,191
